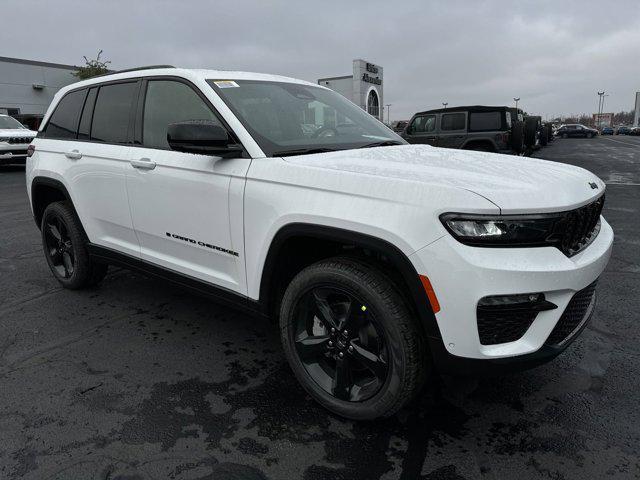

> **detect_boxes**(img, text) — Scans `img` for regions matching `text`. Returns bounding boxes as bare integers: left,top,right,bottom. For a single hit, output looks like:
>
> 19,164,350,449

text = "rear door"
124,77,251,294
438,112,467,149
39,82,140,257
402,114,438,145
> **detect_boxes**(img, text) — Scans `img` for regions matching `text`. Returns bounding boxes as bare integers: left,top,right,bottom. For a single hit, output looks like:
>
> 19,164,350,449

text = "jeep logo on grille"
589,182,599,189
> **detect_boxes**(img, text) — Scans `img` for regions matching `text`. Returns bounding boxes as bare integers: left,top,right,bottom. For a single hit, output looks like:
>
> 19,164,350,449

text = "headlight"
440,213,562,247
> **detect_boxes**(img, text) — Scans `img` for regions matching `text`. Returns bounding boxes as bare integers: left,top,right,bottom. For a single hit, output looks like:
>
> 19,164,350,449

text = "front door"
125,78,251,294
402,114,438,146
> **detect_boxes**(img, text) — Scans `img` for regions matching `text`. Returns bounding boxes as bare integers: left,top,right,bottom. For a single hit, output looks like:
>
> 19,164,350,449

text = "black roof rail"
93,65,176,78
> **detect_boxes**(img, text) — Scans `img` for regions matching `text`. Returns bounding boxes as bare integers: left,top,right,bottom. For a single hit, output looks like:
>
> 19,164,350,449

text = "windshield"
207,80,405,156
0,116,26,129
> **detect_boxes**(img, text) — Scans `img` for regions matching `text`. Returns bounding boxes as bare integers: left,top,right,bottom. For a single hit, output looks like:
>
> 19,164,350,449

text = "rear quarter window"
469,112,502,131
43,89,87,139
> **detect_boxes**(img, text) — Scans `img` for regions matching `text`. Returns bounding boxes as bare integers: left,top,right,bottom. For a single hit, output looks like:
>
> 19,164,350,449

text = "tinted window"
78,88,97,140
441,113,465,131
469,112,502,131
45,89,86,139
91,82,137,143
409,115,436,133
143,80,220,150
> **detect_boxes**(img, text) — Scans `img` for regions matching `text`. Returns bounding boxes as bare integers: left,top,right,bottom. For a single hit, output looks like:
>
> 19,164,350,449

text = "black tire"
41,201,108,289
540,126,548,146
562,133,568,139
279,257,428,420
524,117,539,147
587,132,593,138
511,121,525,153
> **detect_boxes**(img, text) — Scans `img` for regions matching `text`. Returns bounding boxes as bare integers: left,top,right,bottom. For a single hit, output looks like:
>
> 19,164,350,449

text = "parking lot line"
599,136,640,147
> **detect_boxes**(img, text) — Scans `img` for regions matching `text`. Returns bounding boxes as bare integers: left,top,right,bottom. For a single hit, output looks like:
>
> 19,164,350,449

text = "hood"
282,144,605,213
0,129,37,137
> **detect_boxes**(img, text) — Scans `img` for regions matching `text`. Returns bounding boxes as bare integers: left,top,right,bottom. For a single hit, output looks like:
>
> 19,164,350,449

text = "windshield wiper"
273,147,337,157
358,140,405,149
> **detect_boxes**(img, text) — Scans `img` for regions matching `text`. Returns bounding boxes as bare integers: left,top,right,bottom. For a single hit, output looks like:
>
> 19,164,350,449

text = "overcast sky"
3,0,639,120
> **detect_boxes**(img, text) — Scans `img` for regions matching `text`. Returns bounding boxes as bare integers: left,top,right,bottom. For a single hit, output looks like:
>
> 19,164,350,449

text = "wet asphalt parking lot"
1,135,639,480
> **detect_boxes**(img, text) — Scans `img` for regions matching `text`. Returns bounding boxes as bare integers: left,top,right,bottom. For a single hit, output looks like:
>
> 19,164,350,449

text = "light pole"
513,97,520,111
442,102,448,109
597,91,605,128
385,104,391,124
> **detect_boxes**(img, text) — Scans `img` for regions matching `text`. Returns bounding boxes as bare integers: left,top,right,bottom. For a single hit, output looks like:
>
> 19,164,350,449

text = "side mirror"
167,120,242,156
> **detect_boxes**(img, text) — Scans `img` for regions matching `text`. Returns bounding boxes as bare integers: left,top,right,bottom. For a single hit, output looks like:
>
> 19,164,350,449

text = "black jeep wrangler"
400,105,525,155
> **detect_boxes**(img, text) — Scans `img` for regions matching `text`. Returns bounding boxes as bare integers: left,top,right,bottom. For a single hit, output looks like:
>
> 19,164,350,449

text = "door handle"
130,158,156,170
65,149,82,160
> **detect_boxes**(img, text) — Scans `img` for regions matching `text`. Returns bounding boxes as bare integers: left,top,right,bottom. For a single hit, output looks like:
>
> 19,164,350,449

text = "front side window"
208,80,404,156
441,113,466,131
91,82,137,143
409,115,436,134
469,112,502,131
143,80,221,150
45,89,87,139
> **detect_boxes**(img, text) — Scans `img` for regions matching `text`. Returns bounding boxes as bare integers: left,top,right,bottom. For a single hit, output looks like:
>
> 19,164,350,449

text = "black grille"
6,137,32,144
477,309,538,345
545,281,597,346
551,195,604,256
0,149,28,156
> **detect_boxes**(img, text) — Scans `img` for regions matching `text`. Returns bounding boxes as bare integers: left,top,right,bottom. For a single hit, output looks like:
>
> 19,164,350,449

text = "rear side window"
91,82,137,143
78,88,98,140
44,89,87,139
142,80,220,150
441,113,465,131
469,112,502,131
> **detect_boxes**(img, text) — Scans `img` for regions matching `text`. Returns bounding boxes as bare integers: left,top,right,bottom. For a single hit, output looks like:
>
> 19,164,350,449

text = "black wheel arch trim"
30,176,73,229
259,223,443,343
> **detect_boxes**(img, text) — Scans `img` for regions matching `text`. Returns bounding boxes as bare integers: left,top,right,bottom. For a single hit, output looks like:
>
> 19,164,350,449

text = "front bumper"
409,216,613,370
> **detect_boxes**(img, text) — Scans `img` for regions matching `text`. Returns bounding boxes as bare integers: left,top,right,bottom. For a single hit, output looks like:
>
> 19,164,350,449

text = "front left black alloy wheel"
280,257,428,420
41,201,108,289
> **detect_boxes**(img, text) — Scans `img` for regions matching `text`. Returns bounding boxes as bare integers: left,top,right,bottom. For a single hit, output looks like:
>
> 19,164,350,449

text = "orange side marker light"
419,275,441,314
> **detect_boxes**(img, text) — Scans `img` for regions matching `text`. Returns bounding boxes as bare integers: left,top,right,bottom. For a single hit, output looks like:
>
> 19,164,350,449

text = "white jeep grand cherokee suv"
26,67,613,420
0,114,37,166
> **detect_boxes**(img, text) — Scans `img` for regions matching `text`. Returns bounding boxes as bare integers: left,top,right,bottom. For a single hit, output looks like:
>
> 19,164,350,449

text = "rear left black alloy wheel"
280,257,428,420
41,201,108,289
44,214,75,279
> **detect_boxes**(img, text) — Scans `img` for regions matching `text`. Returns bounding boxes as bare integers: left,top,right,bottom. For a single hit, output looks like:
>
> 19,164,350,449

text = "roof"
56,67,322,95
0,55,78,71
415,105,515,115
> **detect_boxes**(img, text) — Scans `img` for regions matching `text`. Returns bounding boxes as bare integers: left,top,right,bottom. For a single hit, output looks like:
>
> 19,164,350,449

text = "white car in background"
0,115,36,166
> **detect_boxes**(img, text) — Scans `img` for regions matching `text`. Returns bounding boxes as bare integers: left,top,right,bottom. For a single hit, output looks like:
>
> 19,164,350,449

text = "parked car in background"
401,105,525,154
601,126,614,135
0,114,37,166
629,126,640,136
556,124,598,138
391,120,408,133
616,126,632,135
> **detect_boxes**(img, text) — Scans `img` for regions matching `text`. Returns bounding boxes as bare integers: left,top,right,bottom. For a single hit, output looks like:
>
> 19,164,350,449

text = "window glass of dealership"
318,59,384,122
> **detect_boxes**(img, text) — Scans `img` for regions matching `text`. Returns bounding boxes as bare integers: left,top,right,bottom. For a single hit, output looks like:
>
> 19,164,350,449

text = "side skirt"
87,243,267,318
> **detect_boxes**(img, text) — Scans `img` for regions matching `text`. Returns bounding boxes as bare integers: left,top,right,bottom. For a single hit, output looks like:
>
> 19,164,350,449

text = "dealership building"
318,59,384,121
0,56,78,129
